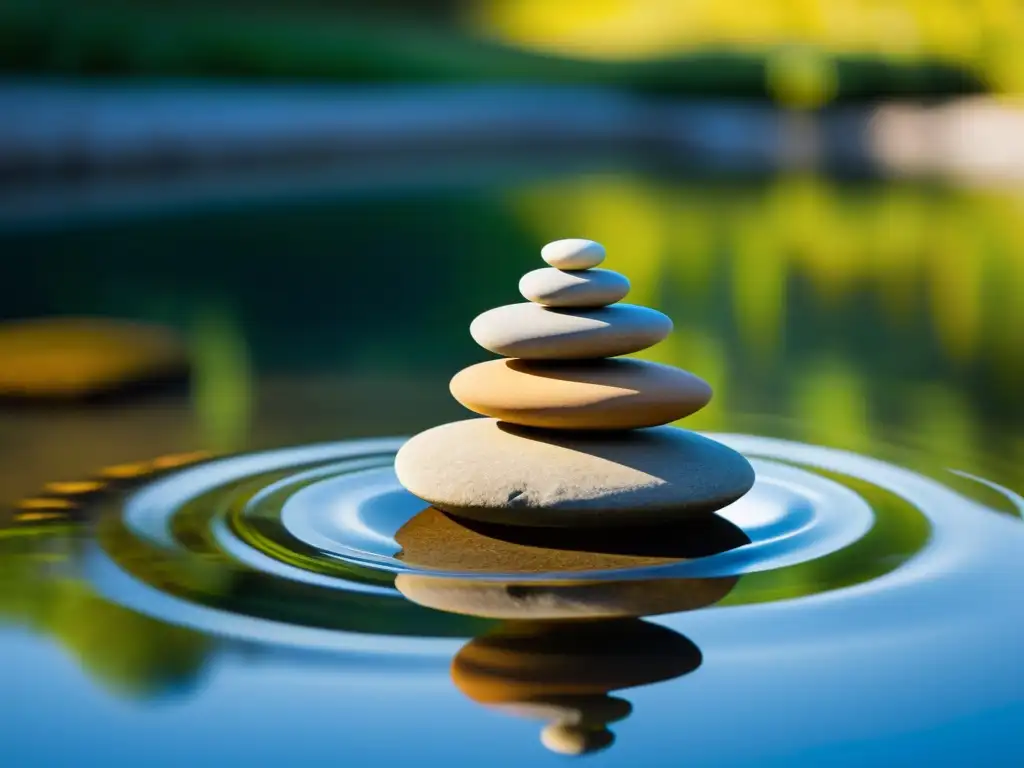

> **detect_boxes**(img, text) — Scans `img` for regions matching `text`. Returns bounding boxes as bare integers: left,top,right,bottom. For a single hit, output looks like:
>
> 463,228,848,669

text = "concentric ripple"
80,432,1024,651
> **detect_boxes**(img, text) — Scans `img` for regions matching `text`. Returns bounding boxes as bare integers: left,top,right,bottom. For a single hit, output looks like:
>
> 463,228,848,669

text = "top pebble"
541,239,606,271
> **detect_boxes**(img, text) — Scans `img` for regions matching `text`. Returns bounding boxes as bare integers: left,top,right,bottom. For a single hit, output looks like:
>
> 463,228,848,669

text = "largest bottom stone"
394,418,755,527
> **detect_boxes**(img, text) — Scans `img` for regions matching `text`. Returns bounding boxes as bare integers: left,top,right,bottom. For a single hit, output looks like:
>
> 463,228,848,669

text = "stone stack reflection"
451,620,702,756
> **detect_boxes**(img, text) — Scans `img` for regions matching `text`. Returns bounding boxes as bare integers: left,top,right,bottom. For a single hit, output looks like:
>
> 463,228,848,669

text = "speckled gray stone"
469,303,672,360
393,418,756,527
519,267,630,308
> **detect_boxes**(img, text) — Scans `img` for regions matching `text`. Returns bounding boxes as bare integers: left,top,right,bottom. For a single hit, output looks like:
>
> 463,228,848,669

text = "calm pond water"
1,159,1023,766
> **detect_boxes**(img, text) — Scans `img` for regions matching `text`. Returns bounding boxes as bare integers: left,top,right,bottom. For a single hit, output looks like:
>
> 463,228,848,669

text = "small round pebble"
541,239,606,270
469,303,672,360
519,267,630,308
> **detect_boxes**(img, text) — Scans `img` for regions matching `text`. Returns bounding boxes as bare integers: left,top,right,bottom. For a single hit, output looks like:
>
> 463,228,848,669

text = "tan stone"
394,419,756,526
449,358,711,429
469,303,671,360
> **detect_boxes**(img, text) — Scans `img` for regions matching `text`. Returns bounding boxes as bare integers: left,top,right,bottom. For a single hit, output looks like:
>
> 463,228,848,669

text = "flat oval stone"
519,268,629,308
469,303,671,360
541,239,605,270
450,358,712,429
394,419,755,527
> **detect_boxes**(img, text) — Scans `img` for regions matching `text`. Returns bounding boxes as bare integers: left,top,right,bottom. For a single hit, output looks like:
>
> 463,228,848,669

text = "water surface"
1,160,1022,765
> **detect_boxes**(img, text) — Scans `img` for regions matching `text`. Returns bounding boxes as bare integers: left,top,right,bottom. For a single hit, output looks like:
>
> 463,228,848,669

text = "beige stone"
469,303,671,360
540,239,605,270
449,358,711,429
518,267,629,308
394,419,755,526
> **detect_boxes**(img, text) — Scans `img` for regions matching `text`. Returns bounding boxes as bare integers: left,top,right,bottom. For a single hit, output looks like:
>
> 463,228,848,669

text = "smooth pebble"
394,418,755,527
469,303,671,360
540,239,606,270
518,267,629,308
450,358,712,429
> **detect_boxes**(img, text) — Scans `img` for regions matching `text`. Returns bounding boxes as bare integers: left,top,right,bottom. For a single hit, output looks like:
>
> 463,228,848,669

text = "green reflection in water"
719,467,931,606
0,528,211,698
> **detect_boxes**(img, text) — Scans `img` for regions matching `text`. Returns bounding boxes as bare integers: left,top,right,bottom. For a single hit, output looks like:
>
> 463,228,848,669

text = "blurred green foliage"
0,0,982,101
512,173,1024,485
471,0,1024,98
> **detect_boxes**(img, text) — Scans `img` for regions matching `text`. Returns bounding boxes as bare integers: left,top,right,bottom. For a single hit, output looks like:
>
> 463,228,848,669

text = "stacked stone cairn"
396,239,755,529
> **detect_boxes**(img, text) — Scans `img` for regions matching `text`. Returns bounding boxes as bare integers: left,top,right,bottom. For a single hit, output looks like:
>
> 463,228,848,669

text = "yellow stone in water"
450,358,711,429
152,451,214,470
14,511,69,523
0,317,187,399
100,461,155,480
16,498,78,512
42,480,106,495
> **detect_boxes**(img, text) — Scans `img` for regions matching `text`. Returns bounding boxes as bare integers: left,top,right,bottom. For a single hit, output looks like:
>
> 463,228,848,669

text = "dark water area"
1,160,1023,766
